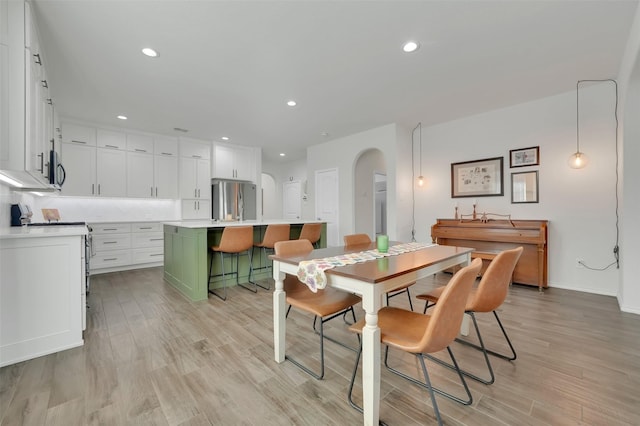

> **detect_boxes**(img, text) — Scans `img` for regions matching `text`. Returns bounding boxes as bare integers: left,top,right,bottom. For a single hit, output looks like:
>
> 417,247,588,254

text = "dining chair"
343,233,415,311
416,246,523,385
274,239,361,380
347,258,483,425
298,222,322,248
249,223,291,291
208,225,254,301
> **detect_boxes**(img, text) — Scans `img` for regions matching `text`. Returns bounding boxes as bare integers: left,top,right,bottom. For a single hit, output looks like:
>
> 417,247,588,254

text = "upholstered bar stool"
208,225,254,301
343,233,416,311
298,222,322,248
249,224,291,291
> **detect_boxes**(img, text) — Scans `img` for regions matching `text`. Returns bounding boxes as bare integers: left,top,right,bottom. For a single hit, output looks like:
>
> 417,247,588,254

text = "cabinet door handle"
160,152,173,156
103,228,118,231
192,155,201,159
150,187,153,196
103,241,117,244
37,152,44,172
71,140,87,144
150,238,163,241
92,183,95,194
105,144,118,149
104,258,117,261
98,184,101,195
150,253,163,257
33,53,42,65
135,148,147,152
155,187,158,197
197,188,200,198
41,80,48,88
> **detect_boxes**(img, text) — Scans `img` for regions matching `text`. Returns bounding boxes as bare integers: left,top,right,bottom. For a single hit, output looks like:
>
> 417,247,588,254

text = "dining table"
270,242,474,426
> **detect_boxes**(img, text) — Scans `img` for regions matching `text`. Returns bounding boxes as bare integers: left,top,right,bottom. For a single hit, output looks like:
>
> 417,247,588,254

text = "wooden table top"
270,243,474,284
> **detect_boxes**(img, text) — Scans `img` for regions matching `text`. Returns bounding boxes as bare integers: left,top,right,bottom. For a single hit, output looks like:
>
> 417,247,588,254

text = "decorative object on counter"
451,157,504,198
509,146,539,168
42,208,61,222
10,203,33,226
454,204,459,220
472,200,477,220
458,211,515,226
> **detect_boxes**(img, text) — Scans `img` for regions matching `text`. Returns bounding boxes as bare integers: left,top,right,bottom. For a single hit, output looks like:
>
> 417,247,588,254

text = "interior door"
315,168,339,247
283,180,301,220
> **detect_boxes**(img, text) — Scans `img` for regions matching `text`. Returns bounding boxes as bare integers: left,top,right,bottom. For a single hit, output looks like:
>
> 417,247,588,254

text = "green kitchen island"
163,220,326,302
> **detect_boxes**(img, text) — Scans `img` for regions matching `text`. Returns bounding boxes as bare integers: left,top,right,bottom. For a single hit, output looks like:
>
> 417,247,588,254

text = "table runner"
296,242,434,292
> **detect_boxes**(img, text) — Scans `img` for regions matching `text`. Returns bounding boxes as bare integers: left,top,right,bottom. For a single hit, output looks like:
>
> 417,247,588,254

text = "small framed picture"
509,146,540,168
511,171,539,203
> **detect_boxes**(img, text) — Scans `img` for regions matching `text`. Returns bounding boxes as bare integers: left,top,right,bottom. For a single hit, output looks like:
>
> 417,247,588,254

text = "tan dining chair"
249,224,291,291
343,233,415,311
274,239,361,380
298,222,322,248
347,258,483,425
416,246,523,385
208,225,254,301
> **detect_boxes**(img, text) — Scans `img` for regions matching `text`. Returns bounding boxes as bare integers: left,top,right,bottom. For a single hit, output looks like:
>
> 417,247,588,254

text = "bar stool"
208,225,254,301
249,224,290,291
298,222,322,248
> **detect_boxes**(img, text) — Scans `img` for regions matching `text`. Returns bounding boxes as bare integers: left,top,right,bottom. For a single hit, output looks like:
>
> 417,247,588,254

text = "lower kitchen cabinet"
163,225,208,301
0,233,85,367
90,222,164,274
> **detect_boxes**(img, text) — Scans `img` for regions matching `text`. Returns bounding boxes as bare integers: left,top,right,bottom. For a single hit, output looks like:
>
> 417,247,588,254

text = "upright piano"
431,218,548,291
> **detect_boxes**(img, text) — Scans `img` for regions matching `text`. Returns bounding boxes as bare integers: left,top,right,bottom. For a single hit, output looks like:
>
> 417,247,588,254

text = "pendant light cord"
576,79,620,270
411,122,421,242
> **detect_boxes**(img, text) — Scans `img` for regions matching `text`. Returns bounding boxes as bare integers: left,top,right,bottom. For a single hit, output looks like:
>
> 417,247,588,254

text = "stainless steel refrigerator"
211,180,257,221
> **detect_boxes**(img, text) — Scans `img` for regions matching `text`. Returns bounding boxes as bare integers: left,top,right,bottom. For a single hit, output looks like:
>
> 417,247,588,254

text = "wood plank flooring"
2,267,639,425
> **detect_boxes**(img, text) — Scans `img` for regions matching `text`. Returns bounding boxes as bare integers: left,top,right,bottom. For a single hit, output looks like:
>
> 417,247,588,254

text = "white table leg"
273,263,286,363
361,292,381,426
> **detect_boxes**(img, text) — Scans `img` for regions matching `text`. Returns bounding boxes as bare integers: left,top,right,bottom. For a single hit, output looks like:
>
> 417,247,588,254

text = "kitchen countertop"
163,219,324,229
0,225,88,239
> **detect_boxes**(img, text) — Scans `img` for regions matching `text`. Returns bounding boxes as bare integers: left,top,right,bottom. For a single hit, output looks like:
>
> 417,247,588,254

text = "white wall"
416,84,620,295
262,157,308,219
305,123,413,242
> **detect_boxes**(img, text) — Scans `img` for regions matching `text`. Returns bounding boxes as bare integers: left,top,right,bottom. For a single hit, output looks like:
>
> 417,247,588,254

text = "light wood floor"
2,267,640,425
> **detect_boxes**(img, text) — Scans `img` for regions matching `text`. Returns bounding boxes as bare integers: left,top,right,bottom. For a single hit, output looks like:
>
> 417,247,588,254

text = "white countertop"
0,225,88,239
162,219,324,229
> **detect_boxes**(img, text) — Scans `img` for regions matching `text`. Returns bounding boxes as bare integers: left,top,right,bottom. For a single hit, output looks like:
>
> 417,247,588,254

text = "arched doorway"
353,149,386,238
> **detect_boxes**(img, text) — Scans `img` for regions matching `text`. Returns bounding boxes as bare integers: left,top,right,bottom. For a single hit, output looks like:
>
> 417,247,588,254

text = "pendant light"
569,81,589,169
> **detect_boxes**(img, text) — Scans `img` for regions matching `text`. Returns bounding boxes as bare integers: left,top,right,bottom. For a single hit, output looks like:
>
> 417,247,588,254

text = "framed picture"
511,171,539,203
509,146,539,168
451,156,504,198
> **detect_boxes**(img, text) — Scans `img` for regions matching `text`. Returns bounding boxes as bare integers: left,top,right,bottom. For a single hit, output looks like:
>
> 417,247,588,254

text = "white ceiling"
32,0,638,162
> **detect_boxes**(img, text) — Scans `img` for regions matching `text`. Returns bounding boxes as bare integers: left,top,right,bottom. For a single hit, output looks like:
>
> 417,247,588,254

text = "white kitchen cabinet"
61,141,97,196
212,142,255,181
154,153,178,198
126,133,153,153
0,233,84,367
62,122,96,146
97,128,126,150
179,139,211,219
90,222,163,273
96,147,126,197
181,199,211,220
126,151,154,198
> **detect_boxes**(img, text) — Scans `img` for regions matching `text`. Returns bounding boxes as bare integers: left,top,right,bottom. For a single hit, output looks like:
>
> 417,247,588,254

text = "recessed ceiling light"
117,115,127,120
142,47,158,57
402,41,419,53
320,132,329,137
287,100,297,107
279,153,286,157
221,136,229,141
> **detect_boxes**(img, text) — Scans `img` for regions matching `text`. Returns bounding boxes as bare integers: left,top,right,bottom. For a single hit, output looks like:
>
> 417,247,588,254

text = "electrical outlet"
576,258,585,269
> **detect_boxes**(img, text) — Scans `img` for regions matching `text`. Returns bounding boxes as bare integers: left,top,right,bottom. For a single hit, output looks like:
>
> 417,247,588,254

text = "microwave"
48,150,66,187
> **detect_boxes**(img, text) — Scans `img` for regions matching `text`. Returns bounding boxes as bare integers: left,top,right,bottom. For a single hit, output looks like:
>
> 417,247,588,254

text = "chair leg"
286,313,326,380
385,288,414,311
385,345,472,406
418,353,444,426
238,249,259,293
208,251,228,301
430,311,496,385
312,308,359,351
246,246,271,291
347,342,389,426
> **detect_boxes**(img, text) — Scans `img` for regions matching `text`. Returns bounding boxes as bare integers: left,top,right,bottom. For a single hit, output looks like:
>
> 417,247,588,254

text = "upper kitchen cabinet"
62,122,96,145
212,142,255,182
61,123,96,196
179,138,210,219
97,128,126,150
126,135,178,199
0,0,52,188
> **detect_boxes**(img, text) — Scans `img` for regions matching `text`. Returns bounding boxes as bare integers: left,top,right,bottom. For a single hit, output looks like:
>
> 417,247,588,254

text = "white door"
315,168,339,247
283,180,301,220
